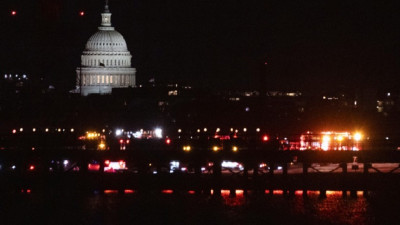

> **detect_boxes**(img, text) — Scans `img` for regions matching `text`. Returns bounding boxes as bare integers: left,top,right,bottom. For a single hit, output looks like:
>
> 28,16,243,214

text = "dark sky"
1,0,400,93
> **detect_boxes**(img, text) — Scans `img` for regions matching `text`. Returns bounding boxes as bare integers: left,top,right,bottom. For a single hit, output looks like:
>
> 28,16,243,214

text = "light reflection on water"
2,190,400,225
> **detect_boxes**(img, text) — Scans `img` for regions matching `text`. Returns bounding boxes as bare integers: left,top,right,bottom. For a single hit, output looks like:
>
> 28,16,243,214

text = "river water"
0,190,399,225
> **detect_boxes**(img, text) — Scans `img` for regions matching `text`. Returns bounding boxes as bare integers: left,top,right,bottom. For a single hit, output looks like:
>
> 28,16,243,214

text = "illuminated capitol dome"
76,1,136,96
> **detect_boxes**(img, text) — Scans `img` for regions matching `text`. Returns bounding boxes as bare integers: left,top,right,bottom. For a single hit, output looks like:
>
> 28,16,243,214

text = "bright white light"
71,128,74,132
221,161,243,170
154,128,163,138
11,165,16,170
104,161,127,172
132,131,142,138
256,128,260,132
115,129,123,136
354,133,362,141
32,128,36,132
321,135,330,151
63,160,69,166
45,128,49,132
386,136,389,140
203,128,207,132
170,161,180,171
178,129,182,133
19,128,23,132
216,128,220,133
243,128,247,132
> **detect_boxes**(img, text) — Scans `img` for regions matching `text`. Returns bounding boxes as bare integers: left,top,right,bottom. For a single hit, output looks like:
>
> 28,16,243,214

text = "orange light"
232,146,238,152
104,190,118,194
212,146,220,152
98,142,106,150
183,145,191,152
124,189,135,194
105,160,110,165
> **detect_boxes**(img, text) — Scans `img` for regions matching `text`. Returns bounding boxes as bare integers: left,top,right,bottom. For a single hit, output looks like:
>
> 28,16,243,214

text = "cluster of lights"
301,131,363,151
115,128,163,139
12,127,75,134
181,127,263,134
86,132,101,139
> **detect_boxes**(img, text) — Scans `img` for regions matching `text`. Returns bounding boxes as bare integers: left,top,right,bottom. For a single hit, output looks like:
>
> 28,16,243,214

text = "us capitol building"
75,2,136,96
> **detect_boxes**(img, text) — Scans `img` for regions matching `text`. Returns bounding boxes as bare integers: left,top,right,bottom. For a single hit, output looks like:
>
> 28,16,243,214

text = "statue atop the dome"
104,0,110,13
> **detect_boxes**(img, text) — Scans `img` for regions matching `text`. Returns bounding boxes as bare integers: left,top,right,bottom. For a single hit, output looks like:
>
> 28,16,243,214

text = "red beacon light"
165,138,171,145
79,11,85,16
11,10,17,16
262,135,269,142
29,165,35,171
119,139,124,144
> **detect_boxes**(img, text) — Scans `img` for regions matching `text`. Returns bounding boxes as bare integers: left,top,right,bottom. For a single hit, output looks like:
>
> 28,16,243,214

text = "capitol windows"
102,75,104,84
97,75,100,84
106,75,109,84
110,76,113,84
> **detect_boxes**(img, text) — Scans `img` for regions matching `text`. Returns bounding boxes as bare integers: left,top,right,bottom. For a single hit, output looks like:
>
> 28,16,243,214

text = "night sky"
1,0,400,94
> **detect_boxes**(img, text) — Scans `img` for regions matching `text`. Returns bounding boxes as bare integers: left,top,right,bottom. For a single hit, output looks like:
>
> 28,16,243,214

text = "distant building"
75,2,136,96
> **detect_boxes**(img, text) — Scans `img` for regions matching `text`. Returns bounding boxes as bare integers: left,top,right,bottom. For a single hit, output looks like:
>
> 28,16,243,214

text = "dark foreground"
1,190,400,225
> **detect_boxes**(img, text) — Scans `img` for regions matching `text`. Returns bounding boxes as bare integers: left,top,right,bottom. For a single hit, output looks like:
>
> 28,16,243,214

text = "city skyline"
0,0,400,93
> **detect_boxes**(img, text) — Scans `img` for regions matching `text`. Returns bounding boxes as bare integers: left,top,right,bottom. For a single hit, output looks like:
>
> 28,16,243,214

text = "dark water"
0,190,399,225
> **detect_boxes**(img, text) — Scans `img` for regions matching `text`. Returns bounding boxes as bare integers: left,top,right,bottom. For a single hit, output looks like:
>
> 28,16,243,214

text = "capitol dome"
75,2,136,96
85,30,128,52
